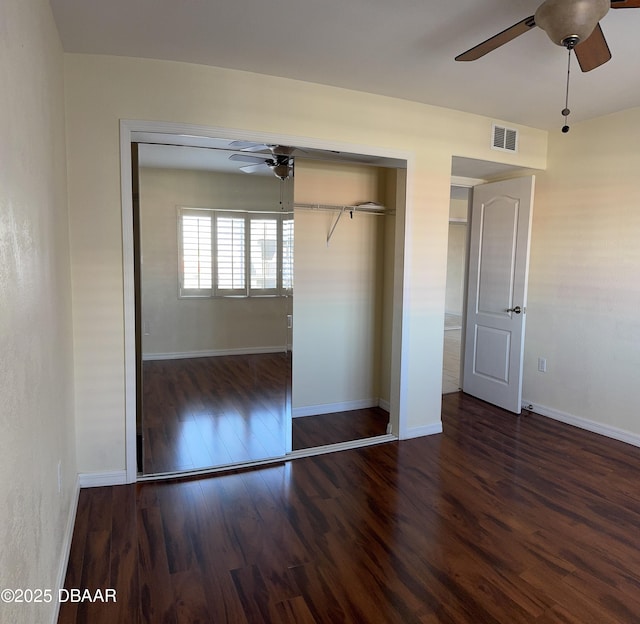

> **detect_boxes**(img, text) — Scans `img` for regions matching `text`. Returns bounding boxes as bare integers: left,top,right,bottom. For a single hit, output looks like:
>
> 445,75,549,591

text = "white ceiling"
135,133,410,177
136,143,496,200
49,0,640,131
138,144,265,175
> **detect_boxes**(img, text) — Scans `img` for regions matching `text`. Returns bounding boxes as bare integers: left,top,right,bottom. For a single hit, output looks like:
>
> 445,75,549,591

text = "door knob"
506,305,521,314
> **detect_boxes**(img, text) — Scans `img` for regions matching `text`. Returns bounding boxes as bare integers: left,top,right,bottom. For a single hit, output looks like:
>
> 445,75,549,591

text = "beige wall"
0,1,76,623
524,107,640,436
63,53,547,473
139,167,288,356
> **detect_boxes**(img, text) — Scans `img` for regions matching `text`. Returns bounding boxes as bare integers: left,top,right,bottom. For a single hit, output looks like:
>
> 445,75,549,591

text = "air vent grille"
491,124,518,153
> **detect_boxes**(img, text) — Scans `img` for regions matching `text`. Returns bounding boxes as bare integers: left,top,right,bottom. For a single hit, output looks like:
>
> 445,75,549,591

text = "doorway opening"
121,121,409,481
446,156,537,407
442,186,469,394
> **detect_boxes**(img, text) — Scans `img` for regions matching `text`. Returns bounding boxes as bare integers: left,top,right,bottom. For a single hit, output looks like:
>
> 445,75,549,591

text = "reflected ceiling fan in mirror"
228,142,304,180
455,0,640,131
228,141,299,156
229,152,293,180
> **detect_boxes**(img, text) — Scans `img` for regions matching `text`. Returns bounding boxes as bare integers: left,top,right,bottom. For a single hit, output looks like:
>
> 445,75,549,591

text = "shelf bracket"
326,206,347,246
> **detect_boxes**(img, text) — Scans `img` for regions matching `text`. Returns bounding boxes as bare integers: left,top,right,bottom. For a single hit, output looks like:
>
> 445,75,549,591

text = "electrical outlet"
538,357,547,373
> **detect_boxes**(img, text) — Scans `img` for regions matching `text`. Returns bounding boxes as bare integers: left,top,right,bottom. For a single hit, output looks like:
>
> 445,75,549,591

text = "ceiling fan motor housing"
269,155,293,180
535,0,609,46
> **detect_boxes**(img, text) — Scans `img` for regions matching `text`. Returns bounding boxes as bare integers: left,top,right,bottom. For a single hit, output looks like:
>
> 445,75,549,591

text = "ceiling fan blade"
229,153,268,164
241,144,272,152
239,163,269,174
611,0,640,8
228,140,266,151
574,24,611,72
229,141,304,158
455,16,536,62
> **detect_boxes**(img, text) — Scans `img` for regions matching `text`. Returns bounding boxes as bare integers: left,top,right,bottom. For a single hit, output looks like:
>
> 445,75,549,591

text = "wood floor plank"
270,595,317,624
171,568,212,624
109,485,140,624
230,564,272,623
137,505,178,624
57,490,92,624
157,483,199,575
74,529,112,624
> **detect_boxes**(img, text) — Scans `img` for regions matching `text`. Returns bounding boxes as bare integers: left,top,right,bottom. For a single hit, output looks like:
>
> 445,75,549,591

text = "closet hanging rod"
293,201,392,215
293,202,393,246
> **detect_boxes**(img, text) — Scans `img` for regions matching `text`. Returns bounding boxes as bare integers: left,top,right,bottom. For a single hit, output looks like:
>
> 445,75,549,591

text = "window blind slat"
216,217,245,290
282,218,294,291
250,219,278,290
182,215,212,289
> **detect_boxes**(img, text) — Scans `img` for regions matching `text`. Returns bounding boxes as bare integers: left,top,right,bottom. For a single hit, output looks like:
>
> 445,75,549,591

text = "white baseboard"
79,470,128,488
379,398,391,412
523,399,640,449
50,474,81,624
401,422,443,440
142,346,285,361
292,398,380,418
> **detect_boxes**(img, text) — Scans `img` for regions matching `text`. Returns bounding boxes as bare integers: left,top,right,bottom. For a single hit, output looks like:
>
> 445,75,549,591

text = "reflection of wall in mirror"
139,167,287,358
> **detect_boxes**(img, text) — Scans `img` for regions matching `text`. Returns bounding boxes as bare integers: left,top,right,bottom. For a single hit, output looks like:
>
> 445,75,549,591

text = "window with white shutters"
178,208,292,298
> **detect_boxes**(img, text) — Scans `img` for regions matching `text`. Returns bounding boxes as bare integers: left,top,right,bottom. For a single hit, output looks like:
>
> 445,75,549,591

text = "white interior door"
462,176,535,413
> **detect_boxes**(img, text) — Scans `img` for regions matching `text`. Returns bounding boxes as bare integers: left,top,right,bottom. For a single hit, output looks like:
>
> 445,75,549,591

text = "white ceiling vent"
491,124,518,153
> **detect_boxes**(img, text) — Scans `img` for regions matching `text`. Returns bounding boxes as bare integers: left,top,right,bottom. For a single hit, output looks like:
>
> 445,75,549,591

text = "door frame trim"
120,119,412,483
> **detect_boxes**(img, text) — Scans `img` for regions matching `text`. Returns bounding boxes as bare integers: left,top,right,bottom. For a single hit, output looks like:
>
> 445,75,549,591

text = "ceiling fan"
228,141,303,180
456,0,640,72
229,151,293,180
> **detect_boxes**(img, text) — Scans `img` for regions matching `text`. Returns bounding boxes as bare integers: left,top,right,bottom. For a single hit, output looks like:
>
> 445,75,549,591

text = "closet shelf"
294,202,392,245
293,201,389,214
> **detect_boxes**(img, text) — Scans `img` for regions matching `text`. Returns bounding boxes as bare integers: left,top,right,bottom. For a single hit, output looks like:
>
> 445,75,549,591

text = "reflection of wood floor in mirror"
142,354,388,474
142,353,290,474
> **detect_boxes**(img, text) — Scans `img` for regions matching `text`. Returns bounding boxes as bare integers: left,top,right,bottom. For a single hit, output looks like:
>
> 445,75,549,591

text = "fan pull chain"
562,48,572,133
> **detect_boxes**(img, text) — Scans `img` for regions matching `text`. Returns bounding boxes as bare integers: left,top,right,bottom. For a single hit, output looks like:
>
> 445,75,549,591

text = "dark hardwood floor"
142,354,388,474
60,392,640,623
292,406,389,449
